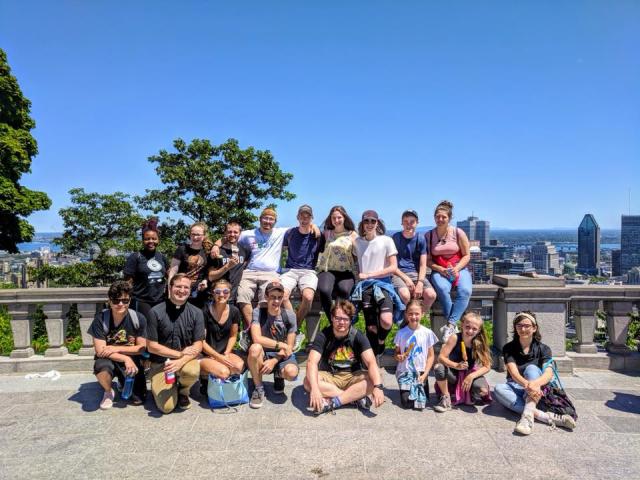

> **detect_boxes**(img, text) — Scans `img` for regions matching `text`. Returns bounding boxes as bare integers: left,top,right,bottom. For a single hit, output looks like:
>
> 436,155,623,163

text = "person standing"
207,221,250,305
168,222,211,308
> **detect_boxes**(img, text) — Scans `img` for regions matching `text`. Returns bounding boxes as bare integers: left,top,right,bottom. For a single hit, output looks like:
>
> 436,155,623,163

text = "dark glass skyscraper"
577,214,600,275
621,215,640,276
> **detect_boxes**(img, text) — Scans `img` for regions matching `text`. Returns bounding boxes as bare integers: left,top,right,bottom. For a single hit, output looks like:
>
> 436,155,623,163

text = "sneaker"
355,395,372,412
433,395,452,413
514,412,534,435
440,323,459,342
131,394,145,406
549,413,576,430
314,400,336,416
250,387,265,409
177,393,191,410
99,390,115,410
293,332,305,352
273,376,285,394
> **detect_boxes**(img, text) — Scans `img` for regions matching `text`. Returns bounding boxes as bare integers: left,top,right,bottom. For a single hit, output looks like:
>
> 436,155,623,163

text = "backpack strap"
128,309,140,330
101,309,110,335
259,307,268,327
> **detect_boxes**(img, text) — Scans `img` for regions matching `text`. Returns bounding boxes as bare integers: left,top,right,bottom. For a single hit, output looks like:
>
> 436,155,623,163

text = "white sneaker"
549,413,576,430
99,390,115,410
433,395,452,413
514,412,534,435
440,323,458,342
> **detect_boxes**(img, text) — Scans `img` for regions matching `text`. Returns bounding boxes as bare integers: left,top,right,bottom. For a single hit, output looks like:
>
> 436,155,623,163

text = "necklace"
436,227,449,245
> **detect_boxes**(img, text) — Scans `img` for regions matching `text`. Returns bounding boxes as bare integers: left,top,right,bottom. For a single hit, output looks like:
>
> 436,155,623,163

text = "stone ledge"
0,354,94,374
567,351,640,371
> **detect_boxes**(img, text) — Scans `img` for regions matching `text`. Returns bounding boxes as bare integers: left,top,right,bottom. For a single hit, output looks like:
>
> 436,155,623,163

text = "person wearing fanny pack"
304,299,384,415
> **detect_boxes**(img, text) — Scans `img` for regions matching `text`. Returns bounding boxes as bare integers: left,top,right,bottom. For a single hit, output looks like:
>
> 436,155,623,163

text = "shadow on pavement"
605,391,640,414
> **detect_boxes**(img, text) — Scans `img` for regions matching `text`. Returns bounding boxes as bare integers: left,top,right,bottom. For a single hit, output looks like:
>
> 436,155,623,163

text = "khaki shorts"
236,270,280,304
318,370,367,390
392,271,434,291
280,268,318,293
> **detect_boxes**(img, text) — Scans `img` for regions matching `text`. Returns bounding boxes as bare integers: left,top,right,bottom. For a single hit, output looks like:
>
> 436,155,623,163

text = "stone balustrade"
1,276,639,374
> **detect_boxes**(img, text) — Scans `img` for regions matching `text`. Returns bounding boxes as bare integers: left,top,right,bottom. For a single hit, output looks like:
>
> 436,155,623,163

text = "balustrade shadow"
605,391,640,414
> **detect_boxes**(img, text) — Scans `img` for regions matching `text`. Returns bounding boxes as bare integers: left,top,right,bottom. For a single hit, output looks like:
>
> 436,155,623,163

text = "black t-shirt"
311,326,371,373
173,244,208,287
208,243,250,301
449,332,476,370
204,304,241,354
502,339,553,381
124,250,168,303
146,300,205,363
87,310,147,354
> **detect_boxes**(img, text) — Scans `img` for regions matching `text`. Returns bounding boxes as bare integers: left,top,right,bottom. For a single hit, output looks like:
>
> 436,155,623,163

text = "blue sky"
1,1,638,231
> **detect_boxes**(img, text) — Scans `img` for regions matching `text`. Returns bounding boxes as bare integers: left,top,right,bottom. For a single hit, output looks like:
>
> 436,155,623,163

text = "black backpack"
101,308,140,334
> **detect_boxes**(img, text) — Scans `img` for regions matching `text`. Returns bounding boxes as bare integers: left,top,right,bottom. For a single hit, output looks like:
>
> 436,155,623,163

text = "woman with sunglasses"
426,200,472,342
124,217,168,320
199,279,245,392
351,210,402,355
316,206,358,320
493,311,577,435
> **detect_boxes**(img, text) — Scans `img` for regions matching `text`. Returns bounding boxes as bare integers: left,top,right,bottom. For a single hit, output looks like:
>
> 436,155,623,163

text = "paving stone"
0,453,87,480
27,415,114,436
597,415,640,434
552,451,640,479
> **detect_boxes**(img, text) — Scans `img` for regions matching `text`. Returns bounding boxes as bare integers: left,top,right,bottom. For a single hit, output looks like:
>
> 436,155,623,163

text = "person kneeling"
304,300,385,415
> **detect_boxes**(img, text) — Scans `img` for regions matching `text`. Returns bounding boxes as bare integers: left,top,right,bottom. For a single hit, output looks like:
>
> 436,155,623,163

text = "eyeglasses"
213,288,230,295
363,219,377,225
111,298,130,305
190,233,204,237
332,316,351,323
515,323,535,330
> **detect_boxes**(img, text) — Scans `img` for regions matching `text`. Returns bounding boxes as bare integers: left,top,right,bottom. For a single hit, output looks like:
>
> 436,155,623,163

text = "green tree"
0,48,51,253
55,188,144,255
138,138,296,234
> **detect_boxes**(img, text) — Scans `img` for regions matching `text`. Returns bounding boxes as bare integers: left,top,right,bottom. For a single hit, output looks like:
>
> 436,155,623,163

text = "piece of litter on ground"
24,370,61,381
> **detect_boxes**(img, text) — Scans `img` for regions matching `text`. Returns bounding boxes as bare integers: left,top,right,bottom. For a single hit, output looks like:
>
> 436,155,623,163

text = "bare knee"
282,364,298,380
398,288,410,304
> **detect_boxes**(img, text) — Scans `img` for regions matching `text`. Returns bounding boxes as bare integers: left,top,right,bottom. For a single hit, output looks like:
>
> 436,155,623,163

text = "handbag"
207,371,249,410
539,359,578,421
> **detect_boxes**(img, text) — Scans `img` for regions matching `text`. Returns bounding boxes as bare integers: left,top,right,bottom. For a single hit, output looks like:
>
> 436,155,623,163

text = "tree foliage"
138,138,296,234
0,48,51,252
55,188,144,255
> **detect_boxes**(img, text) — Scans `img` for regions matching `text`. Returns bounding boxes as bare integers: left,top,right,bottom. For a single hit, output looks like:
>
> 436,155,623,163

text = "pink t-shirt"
427,227,466,257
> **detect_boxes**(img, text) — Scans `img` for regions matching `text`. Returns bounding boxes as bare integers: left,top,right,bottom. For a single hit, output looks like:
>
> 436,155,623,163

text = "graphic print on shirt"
269,320,287,342
107,327,135,346
186,253,205,283
329,345,355,370
147,257,164,285
405,334,423,373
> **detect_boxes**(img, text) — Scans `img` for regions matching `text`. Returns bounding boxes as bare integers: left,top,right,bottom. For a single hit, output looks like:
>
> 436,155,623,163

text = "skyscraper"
531,241,560,275
612,249,622,276
621,215,640,276
577,214,600,276
457,216,490,247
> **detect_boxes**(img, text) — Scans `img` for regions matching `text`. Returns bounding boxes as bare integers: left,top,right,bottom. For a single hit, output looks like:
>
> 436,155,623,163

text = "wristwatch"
373,384,384,390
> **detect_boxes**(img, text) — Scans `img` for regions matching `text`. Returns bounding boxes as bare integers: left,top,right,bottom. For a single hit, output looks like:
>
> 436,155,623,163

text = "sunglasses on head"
213,288,230,295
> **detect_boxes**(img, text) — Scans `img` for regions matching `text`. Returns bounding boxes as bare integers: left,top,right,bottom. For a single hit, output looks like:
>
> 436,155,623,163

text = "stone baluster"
43,303,69,357
8,303,36,358
430,300,447,343
604,300,633,354
77,302,100,356
572,300,599,353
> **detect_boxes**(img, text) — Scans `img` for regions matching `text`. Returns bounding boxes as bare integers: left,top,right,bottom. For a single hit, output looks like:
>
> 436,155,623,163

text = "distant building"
482,240,514,260
577,214,600,276
628,267,640,285
621,215,640,276
469,242,483,261
470,259,492,283
457,216,490,247
531,241,560,275
493,260,534,275
612,249,622,277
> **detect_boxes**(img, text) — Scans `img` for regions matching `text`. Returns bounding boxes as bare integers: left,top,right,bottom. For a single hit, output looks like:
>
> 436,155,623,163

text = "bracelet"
417,279,424,283
275,341,280,350
373,384,384,390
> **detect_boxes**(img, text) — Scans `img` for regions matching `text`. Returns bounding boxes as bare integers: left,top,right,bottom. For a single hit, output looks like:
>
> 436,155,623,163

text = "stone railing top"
0,287,108,305
492,274,565,288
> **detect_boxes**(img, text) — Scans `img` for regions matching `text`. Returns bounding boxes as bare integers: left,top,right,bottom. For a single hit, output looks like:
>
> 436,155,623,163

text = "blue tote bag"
207,371,249,409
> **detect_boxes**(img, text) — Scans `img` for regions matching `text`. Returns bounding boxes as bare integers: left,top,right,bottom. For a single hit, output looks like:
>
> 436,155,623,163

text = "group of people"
88,201,577,435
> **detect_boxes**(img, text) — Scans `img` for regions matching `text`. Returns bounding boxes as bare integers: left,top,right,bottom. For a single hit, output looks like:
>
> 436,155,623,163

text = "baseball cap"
402,209,419,220
361,209,379,221
265,281,285,295
297,204,313,216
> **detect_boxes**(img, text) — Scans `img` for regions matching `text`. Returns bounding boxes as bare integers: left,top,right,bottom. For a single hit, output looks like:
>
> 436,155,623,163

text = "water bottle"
164,359,176,385
121,375,134,400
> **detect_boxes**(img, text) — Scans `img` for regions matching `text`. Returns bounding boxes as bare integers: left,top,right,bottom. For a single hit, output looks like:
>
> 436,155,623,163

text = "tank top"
449,332,475,369
428,227,462,258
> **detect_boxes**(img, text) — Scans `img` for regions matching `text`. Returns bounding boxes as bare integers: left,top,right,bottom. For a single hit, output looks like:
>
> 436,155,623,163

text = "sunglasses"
363,219,378,224
213,288,230,295
111,298,130,305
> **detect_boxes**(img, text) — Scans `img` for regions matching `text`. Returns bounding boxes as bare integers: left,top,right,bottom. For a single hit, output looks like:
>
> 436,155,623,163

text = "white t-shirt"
354,235,397,274
240,227,288,272
394,325,438,375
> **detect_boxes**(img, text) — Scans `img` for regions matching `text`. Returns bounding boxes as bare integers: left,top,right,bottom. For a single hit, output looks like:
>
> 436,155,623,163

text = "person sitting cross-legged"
304,299,385,415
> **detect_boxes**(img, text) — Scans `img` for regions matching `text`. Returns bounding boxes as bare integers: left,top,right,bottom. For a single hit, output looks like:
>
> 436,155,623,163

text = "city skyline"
2,2,639,231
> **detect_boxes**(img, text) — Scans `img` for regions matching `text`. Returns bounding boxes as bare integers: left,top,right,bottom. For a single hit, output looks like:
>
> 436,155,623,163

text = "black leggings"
361,287,393,355
317,270,355,319
434,363,489,402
